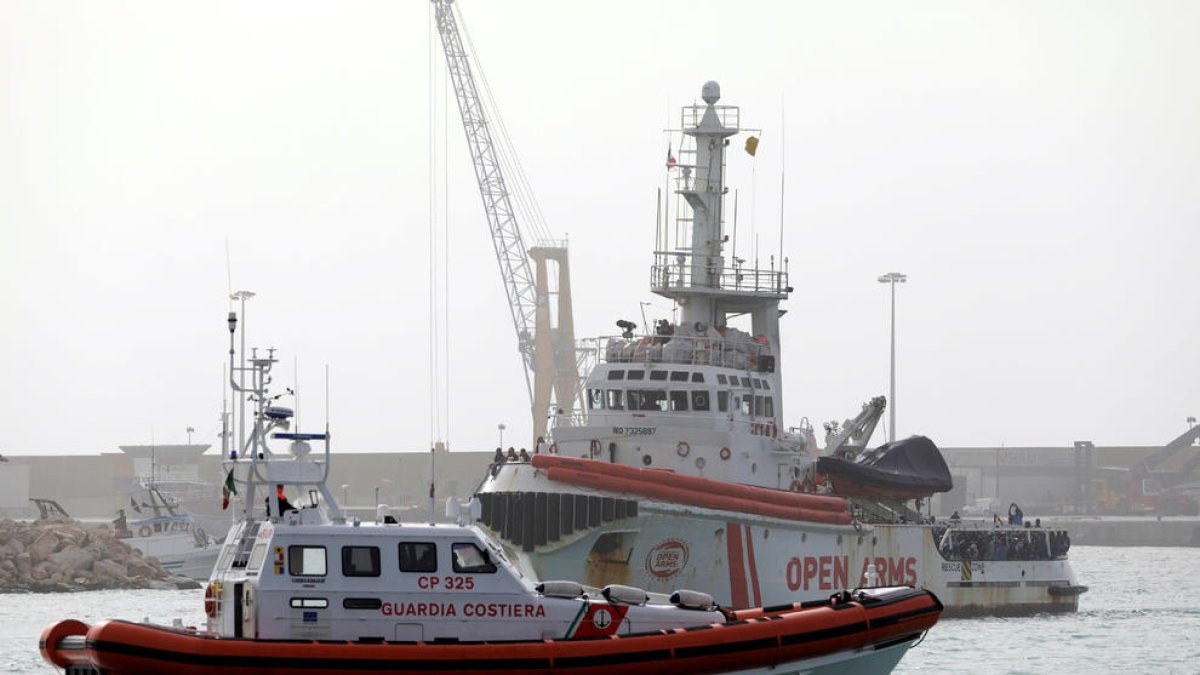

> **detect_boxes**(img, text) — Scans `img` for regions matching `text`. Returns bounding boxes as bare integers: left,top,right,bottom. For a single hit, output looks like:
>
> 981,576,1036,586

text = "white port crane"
431,0,580,443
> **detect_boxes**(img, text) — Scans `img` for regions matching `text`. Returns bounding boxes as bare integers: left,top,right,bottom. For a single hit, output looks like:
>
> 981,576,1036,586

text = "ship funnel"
701,80,721,105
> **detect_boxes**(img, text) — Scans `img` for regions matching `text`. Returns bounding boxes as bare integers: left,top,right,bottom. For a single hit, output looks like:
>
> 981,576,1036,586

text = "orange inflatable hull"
41,588,941,675
531,455,852,525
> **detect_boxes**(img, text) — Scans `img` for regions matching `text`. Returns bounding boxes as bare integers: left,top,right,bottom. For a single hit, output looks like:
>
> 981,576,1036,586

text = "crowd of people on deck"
935,503,1071,561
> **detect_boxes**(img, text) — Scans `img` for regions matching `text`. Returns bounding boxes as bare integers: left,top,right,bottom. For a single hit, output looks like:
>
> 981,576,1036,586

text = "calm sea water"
4,546,1197,674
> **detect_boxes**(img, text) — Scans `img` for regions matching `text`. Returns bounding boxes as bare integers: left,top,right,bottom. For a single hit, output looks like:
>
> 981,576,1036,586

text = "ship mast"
652,82,792,412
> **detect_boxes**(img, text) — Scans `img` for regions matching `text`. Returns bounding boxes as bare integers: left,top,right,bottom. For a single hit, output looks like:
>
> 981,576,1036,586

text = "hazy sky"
2,1,1198,456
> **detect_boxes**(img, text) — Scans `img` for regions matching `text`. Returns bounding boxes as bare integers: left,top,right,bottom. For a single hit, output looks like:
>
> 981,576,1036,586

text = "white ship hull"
479,464,1083,617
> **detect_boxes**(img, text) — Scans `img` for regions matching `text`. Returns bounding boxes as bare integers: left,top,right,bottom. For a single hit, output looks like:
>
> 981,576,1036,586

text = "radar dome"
701,81,721,105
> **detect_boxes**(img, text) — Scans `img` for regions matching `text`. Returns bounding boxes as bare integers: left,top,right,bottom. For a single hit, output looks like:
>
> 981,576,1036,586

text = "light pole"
877,272,907,443
498,423,506,449
186,426,194,446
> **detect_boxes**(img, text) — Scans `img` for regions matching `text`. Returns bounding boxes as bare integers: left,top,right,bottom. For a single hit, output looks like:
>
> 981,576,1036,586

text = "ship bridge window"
588,389,605,410
669,371,688,382
741,377,751,388
607,370,625,381
669,390,689,412
765,396,775,417
753,378,762,389
399,542,438,573
627,370,645,380
342,546,381,577
650,370,668,381
452,542,497,574
761,380,771,390
717,391,729,412
606,390,625,410
717,374,728,385
691,373,704,383
691,390,710,411
247,542,269,573
628,389,668,412
288,545,327,577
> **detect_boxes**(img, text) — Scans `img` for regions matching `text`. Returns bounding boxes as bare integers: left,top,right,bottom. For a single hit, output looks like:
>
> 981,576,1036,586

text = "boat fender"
719,447,731,461
602,584,649,605
676,441,690,458
138,525,152,537
536,580,585,598
548,442,559,454
670,589,716,610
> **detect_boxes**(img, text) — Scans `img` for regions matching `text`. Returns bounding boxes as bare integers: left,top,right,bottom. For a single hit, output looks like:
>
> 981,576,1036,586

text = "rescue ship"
41,328,942,674
476,81,1087,617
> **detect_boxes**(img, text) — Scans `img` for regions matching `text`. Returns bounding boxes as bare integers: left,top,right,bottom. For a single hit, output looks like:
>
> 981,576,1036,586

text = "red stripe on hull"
726,520,749,608
744,524,762,608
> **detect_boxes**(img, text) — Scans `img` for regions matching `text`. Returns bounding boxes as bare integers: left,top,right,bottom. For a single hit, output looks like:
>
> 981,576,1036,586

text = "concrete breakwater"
1043,516,1200,547
0,518,199,592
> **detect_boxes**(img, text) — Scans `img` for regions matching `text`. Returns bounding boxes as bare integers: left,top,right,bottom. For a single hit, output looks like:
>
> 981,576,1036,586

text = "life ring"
204,583,219,617
719,447,732,461
677,441,690,458
548,442,559,455
137,525,152,538
695,393,708,408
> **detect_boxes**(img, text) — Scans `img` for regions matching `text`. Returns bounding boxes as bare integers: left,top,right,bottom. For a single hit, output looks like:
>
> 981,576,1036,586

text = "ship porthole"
695,457,706,470
642,454,653,466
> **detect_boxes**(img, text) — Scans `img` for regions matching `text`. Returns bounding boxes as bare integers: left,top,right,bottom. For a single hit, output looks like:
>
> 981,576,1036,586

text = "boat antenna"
779,96,786,262
294,355,300,433
429,443,437,525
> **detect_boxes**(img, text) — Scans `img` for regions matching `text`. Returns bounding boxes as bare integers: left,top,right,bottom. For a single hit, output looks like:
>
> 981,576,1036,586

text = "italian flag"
222,468,238,510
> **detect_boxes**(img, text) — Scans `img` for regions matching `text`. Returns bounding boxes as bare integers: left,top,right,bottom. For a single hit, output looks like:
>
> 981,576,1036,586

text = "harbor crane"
431,0,581,443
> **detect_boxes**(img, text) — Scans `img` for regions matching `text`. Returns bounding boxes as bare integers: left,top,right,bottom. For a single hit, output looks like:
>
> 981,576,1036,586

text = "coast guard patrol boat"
476,81,1086,617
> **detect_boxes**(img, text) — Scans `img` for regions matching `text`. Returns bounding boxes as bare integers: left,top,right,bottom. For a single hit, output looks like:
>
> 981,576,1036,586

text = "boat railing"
650,251,789,297
580,334,774,370
680,103,739,131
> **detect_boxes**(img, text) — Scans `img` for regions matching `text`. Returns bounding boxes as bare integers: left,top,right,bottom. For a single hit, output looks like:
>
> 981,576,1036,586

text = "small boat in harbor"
113,484,221,580
41,327,941,674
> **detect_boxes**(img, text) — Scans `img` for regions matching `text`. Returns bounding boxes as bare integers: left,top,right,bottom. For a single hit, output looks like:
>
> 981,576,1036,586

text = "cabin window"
765,396,775,417
669,390,689,412
740,377,751,388
588,389,604,410
288,545,327,577
627,370,645,380
669,371,688,382
649,370,668,381
451,542,497,574
628,389,667,412
740,396,752,416
691,390,711,411
691,372,704,383
247,543,269,573
607,370,624,380
606,390,624,410
761,380,770,390
717,374,727,385
290,597,329,609
717,391,729,412
343,598,382,610
342,546,381,577
753,378,762,389
399,542,438,573
755,396,765,417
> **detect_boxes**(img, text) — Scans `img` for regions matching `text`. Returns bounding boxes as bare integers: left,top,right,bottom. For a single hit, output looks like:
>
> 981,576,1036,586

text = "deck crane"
431,0,581,444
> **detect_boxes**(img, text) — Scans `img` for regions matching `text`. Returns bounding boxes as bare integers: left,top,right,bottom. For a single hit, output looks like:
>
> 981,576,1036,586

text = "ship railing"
680,104,739,131
579,334,775,371
650,251,789,296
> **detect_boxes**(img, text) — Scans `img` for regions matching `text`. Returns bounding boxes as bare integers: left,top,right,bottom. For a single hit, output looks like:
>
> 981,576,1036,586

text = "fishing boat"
41,328,941,674
475,81,1087,617
113,483,221,580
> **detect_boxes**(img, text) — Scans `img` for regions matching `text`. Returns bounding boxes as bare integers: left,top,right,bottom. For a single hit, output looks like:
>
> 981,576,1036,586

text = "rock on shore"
0,518,200,592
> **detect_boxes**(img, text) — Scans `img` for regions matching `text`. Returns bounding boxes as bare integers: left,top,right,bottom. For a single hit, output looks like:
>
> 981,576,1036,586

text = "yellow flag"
744,136,760,157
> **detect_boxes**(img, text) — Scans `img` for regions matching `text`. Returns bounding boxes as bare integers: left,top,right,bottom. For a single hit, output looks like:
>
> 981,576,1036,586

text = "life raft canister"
719,446,732,461
676,441,690,458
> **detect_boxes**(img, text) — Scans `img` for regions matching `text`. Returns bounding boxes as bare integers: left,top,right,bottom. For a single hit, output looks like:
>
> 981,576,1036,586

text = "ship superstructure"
477,82,1086,616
